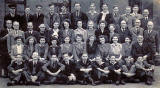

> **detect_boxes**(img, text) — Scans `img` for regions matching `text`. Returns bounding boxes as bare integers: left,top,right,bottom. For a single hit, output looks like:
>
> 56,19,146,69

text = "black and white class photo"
0,0,160,88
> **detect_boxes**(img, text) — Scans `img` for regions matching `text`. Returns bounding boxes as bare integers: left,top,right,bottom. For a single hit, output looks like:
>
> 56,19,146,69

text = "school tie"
50,14,53,28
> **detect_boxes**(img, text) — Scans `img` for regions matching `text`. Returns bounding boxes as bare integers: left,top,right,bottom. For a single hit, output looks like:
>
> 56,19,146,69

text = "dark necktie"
50,14,53,28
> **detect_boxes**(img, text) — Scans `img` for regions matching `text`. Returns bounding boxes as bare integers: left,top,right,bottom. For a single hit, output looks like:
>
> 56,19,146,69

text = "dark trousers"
108,71,121,82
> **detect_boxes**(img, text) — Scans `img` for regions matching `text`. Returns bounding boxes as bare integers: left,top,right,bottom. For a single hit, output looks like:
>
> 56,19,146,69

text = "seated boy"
42,54,65,84
121,57,137,83
92,55,110,84
76,53,96,86
7,55,30,86
108,56,124,85
135,56,154,85
26,52,46,85
61,53,77,84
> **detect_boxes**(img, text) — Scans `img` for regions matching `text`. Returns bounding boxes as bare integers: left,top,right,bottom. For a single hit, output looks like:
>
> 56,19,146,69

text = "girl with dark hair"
25,36,37,60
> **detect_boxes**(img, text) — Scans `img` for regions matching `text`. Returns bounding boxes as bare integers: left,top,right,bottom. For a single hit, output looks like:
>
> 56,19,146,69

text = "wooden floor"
0,66,160,88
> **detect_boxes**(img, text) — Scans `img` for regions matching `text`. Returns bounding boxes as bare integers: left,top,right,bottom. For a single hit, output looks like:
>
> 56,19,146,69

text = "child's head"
32,52,39,60
109,56,116,64
39,36,46,44
6,20,12,28
53,21,59,29
76,34,83,43
112,35,119,43
50,54,58,62
51,37,58,45
64,36,70,43
99,21,106,29
15,36,23,45
77,20,83,28
81,53,88,60
63,53,70,61
63,19,70,29
125,36,131,44
87,20,94,29
109,24,115,32
99,35,105,44
89,35,95,42
95,55,102,63
16,55,23,62
39,24,46,32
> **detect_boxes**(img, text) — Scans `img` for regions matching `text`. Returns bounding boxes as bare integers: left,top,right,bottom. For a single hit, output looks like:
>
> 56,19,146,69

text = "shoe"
94,81,102,85
121,80,126,85
7,82,15,86
33,82,40,86
115,81,120,85
145,81,152,85
91,82,96,86
133,79,140,83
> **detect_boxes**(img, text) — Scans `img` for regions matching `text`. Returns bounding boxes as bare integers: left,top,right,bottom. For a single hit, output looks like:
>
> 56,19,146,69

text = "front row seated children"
7,55,30,86
121,57,137,83
42,54,65,84
76,53,96,86
26,52,46,85
108,56,124,85
92,55,110,84
135,56,154,85
61,53,77,84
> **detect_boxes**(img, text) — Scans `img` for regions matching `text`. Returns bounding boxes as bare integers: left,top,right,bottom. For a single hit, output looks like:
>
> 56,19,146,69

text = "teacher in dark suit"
71,3,88,29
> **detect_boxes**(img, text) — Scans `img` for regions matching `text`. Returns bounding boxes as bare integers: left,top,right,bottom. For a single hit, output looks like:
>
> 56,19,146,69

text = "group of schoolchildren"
0,1,159,86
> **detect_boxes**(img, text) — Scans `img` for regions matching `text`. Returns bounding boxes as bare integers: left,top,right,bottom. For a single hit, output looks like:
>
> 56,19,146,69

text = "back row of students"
0,2,159,86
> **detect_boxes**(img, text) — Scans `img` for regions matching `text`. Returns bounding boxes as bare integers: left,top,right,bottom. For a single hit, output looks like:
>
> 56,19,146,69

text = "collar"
111,43,120,47
101,11,109,14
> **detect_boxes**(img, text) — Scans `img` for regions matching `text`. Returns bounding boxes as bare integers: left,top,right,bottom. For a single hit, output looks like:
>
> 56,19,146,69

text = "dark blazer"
115,27,132,43
131,42,150,60
4,13,21,28
35,43,49,60
95,28,109,43
20,14,33,32
27,60,44,76
130,27,144,44
71,11,88,29
143,30,159,53
61,60,76,76
86,41,97,59
48,45,60,58
44,13,60,29
25,30,40,41
97,13,114,25
0,29,9,54
32,13,44,31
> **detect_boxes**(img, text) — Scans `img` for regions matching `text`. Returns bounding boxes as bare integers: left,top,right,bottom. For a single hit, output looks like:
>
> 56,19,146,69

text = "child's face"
64,37,70,43
63,54,70,61
6,20,12,28
137,57,143,62
16,55,23,62
53,22,59,29
50,55,58,62
95,56,102,63
36,6,42,13
109,25,115,32
32,53,39,60
113,7,119,13
76,36,82,42
82,54,88,60
99,23,105,29
51,40,57,45
112,36,118,43
64,21,69,28
29,38,34,44
16,39,22,45
39,26,45,32
110,56,116,63
77,21,82,28
99,37,105,44
125,37,131,43
89,36,95,42
88,22,94,29
40,38,45,44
